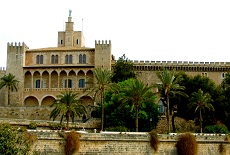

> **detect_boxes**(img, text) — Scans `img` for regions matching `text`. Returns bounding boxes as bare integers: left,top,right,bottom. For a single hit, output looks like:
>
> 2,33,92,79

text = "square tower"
58,15,85,47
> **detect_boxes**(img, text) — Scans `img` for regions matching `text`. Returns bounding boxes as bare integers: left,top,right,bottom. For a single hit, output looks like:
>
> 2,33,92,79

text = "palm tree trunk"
66,112,70,130
172,111,176,132
135,105,139,132
8,87,10,106
166,96,170,133
200,108,203,133
101,91,104,131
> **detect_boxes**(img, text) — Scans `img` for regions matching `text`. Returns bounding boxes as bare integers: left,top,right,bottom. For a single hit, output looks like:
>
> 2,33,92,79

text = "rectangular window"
79,79,85,88
64,79,72,88
68,79,72,88
35,80,40,88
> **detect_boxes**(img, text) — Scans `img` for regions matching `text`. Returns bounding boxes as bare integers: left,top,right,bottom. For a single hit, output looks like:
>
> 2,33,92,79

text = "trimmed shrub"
65,131,80,155
176,133,198,155
28,122,37,129
49,123,65,130
205,124,229,134
105,126,130,132
149,130,159,152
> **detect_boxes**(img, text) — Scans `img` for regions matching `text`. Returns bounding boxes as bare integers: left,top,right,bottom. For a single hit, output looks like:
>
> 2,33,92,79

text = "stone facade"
1,12,230,121
28,131,230,155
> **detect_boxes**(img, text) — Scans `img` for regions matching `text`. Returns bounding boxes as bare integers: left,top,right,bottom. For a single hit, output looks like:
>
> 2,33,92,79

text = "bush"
49,123,65,130
175,119,199,133
149,130,159,152
205,124,229,134
0,123,37,155
65,131,80,155
105,126,130,132
176,133,198,155
28,122,37,129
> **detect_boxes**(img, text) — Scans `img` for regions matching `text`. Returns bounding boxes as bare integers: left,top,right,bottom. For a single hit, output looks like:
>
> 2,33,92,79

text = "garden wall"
30,131,230,155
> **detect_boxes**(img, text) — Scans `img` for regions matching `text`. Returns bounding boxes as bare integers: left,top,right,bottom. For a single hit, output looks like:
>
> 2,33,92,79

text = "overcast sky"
1,0,230,67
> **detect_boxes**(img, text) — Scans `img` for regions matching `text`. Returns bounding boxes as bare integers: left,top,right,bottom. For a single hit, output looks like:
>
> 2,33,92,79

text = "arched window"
51,55,55,64
36,55,39,64
79,54,83,63
83,54,86,63
61,40,63,44
55,55,58,63
69,55,72,64
40,55,43,64
65,55,72,64
79,79,85,88
36,55,43,64
76,39,79,44
65,55,69,64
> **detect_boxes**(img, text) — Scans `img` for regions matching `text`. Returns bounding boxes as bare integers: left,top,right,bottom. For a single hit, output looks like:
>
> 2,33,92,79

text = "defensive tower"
6,42,28,105
94,40,112,69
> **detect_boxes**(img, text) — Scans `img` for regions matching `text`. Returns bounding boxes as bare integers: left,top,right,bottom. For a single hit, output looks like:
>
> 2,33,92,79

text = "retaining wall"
29,131,230,155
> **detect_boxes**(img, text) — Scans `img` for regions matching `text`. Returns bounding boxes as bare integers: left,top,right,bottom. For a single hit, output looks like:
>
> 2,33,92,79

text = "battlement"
127,60,230,67
95,40,111,45
7,42,28,50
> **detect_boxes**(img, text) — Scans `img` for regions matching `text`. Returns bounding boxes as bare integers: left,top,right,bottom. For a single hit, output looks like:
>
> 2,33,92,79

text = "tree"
172,73,224,126
118,78,156,132
188,89,215,133
0,123,37,155
0,73,19,106
86,68,118,131
111,54,136,83
103,81,160,132
50,91,86,129
221,73,230,129
156,69,187,133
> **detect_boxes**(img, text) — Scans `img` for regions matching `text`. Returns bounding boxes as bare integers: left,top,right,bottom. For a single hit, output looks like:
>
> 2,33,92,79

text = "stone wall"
0,106,101,129
29,131,230,155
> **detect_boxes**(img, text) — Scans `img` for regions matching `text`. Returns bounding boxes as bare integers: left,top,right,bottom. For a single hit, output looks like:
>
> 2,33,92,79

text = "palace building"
1,12,230,120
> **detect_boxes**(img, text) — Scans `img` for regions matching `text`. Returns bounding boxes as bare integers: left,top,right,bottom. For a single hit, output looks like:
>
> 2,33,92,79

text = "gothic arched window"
79,54,83,64
83,54,86,63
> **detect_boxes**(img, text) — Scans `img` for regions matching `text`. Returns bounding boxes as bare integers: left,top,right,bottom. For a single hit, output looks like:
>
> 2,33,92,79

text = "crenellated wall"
28,131,230,155
111,60,229,85
95,40,112,69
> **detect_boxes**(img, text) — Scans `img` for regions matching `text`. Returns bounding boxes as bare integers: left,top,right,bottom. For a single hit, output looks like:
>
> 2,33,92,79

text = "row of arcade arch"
24,95,97,118
24,69,93,89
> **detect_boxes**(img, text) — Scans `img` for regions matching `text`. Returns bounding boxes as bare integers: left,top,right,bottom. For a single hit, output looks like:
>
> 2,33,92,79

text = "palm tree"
188,89,214,133
118,78,156,132
0,73,19,106
50,91,86,129
156,69,187,133
85,68,117,131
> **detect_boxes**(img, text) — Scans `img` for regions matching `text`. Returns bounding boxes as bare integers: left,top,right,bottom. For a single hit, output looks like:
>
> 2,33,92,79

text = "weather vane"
69,9,72,17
